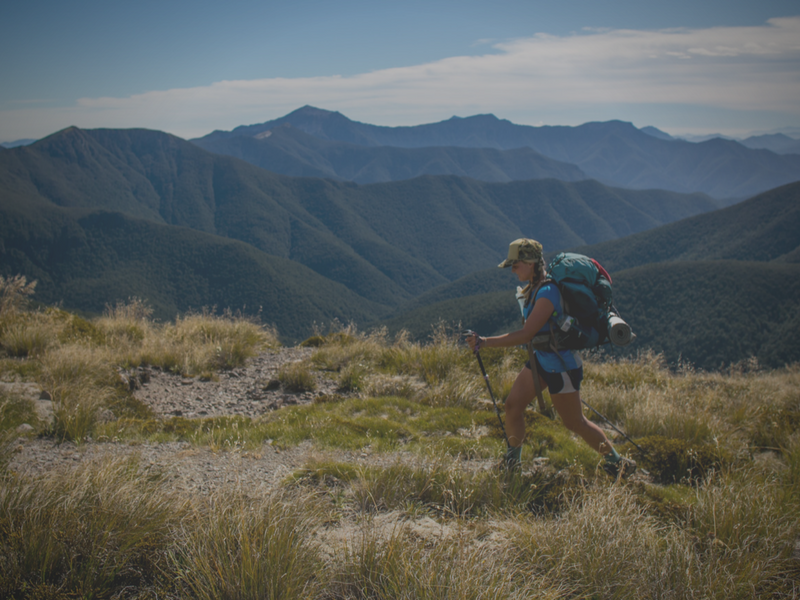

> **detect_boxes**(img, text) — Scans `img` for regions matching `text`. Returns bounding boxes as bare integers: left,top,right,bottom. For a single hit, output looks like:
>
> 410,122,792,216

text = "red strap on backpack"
591,259,612,284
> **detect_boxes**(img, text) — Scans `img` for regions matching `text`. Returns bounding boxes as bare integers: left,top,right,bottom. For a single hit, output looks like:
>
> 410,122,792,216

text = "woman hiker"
466,238,636,478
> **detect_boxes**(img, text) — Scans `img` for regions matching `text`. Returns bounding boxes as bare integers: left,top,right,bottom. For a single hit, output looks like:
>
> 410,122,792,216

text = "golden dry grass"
1,286,799,598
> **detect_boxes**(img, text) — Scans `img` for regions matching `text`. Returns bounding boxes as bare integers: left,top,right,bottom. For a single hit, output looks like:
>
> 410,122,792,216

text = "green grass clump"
0,390,39,435
40,344,122,441
290,457,552,517
257,395,506,456
278,361,317,393
626,435,732,484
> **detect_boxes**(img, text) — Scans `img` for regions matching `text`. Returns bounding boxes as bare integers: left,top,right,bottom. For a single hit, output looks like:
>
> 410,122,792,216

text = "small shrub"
278,362,317,393
0,274,37,319
299,335,326,348
0,315,57,358
0,390,39,435
56,312,104,345
337,362,367,393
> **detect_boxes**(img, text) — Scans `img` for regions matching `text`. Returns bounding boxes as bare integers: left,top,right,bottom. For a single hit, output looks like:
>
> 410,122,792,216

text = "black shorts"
525,354,583,394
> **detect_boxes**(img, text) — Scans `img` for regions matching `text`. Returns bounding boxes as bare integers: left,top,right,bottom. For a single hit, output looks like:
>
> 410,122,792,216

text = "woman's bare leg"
503,367,539,447
550,390,612,455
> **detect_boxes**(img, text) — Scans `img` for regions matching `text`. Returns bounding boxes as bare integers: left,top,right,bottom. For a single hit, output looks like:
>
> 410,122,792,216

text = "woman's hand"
465,331,484,352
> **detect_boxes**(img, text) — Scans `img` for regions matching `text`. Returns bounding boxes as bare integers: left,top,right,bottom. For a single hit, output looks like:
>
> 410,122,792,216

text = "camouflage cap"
498,238,543,268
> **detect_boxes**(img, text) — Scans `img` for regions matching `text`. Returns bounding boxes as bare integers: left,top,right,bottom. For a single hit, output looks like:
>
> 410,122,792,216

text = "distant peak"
42,125,85,141
290,105,341,118
640,126,675,141
462,113,500,122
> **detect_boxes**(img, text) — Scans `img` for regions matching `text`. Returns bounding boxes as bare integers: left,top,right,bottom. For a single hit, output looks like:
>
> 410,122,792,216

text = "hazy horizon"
2,0,799,143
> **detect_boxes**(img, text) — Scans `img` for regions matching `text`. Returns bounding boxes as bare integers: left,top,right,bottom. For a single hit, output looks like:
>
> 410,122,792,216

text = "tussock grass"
101,304,278,377
41,344,121,441
328,524,554,600
0,456,184,599
686,467,800,597
0,293,277,441
278,360,317,393
2,280,800,598
171,488,324,600
290,457,550,517
506,484,696,598
0,315,56,358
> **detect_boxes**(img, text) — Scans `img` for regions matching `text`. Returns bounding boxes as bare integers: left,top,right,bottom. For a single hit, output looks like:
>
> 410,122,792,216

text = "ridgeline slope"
197,106,800,200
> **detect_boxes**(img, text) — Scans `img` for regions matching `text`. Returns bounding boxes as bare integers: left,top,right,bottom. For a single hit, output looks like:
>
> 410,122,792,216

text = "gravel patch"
128,346,338,418
5,347,349,490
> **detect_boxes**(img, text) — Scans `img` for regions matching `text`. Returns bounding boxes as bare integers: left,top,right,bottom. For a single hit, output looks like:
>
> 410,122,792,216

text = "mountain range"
1,109,799,368
641,127,800,156
0,125,716,318
195,106,800,201
192,123,587,185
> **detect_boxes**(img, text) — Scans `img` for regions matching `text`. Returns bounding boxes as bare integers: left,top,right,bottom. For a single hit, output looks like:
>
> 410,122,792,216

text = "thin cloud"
3,17,799,140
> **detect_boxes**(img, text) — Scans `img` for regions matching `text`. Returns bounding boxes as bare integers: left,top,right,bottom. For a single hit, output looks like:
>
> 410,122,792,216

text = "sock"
506,446,522,466
604,447,621,464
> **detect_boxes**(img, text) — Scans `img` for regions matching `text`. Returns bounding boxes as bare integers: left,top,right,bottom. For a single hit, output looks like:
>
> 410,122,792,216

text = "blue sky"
2,0,799,142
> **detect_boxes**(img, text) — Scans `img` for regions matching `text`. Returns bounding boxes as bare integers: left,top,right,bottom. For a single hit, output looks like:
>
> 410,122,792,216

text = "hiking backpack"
522,252,633,351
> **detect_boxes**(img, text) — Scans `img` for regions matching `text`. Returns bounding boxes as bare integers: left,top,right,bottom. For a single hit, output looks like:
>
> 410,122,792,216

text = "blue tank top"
522,282,583,373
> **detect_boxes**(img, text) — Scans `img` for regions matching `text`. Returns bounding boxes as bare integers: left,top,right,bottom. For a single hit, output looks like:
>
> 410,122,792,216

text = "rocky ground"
126,346,336,419
5,348,340,489
5,348,468,495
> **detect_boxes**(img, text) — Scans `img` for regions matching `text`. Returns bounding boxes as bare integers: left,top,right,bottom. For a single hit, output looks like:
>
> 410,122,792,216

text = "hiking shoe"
603,457,636,480
492,456,522,473
494,457,521,472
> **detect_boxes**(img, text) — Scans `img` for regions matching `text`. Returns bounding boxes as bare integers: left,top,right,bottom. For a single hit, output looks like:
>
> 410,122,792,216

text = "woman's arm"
469,297,554,350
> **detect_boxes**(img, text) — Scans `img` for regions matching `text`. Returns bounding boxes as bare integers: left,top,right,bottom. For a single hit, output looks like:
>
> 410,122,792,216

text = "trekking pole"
580,399,646,455
465,331,511,449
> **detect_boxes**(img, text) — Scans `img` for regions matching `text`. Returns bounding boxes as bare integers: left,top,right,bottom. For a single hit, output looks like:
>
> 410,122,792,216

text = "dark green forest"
382,182,800,369
1,125,799,365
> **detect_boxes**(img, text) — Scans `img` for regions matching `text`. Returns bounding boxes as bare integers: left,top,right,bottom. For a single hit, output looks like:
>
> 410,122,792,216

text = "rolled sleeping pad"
607,315,634,346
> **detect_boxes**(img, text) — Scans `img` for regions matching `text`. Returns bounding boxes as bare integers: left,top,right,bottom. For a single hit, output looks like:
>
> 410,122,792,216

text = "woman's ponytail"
521,256,546,307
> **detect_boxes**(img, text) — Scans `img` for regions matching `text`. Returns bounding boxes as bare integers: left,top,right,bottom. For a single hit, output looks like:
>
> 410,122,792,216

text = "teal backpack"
525,252,633,351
